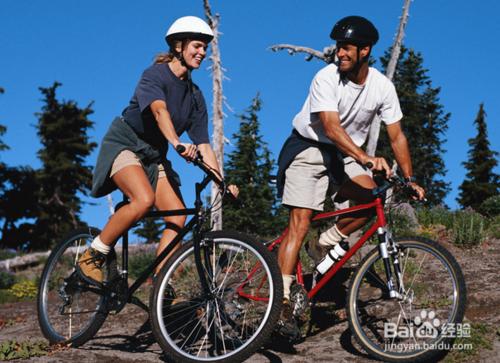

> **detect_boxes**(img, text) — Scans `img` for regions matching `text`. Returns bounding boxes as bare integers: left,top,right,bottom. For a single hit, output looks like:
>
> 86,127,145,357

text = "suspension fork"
375,199,402,299
192,181,212,298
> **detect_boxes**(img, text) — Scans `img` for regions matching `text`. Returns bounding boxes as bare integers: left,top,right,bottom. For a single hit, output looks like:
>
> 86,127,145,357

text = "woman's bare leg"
99,165,155,245
153,175,186,274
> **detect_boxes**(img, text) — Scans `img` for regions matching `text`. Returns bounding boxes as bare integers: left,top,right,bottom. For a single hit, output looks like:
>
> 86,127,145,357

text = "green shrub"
0,249,16,261
388,210,418,237
0,340,49,360
128,252,156,279
417,206,454,230
451,210,486,247
0,289,17,304
478,195,500,217
0,271,15,289
486,215,500,239
9,280,38,300
417,207,487,247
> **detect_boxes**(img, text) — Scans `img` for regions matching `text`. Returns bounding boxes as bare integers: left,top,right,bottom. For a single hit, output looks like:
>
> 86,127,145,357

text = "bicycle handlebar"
175,144,237,202
371,174,420,200
362,160,419,200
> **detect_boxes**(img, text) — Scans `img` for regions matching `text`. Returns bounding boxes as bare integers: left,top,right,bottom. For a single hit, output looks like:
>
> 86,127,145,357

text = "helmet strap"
172,39,195,71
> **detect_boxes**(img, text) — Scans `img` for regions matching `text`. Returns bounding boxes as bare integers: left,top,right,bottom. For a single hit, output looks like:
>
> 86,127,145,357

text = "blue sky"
1,0,499,231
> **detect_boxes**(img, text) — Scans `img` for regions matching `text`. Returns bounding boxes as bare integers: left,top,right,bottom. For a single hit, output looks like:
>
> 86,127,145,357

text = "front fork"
377,227,405,300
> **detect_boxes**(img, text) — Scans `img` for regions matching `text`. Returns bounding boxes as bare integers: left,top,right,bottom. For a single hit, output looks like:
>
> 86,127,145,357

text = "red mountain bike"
247,175,466,362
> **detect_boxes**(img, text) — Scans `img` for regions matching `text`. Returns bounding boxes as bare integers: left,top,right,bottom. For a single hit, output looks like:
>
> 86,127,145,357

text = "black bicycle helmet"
330,16,379,46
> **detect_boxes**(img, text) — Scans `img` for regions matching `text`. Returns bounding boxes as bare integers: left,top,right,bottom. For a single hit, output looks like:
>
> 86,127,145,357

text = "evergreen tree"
378,47,451,206
223,94,285,237
457,104,499,210
0,87,39,249
0,166,38,249
34,82,97,249
134,218,163,244
0,87,8,189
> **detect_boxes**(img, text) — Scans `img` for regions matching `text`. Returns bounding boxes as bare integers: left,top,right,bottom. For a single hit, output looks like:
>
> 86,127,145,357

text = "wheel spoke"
349,238,466,362
37,228,107,346
152,233,281,361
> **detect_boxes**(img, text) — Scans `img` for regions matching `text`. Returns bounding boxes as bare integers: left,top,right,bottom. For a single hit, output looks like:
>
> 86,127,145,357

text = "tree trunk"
366,0,412,156
204,0,224,230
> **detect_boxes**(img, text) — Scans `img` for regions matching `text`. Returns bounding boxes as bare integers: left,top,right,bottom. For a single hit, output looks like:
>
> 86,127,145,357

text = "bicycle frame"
113,173,214,305
264,196,393,300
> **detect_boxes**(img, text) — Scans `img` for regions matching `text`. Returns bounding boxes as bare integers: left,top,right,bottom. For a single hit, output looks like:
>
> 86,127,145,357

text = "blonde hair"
154,52,175,64
154,39,182,64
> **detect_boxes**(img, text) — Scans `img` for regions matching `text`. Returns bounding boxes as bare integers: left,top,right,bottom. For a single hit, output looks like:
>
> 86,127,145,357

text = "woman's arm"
197,143,239,197
197,143,223,181
150,99,197,160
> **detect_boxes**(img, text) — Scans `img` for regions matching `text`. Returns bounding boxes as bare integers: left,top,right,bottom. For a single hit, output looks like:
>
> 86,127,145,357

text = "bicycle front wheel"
150,231,283,363
347,237,467,362
37,227,108,347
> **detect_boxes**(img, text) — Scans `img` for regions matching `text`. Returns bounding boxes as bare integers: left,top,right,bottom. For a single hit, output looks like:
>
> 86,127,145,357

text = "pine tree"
223,94,285,237
378,47,451,206
0,87,8,186
134,218,163,244
34,82,97,249
0,88,38,249
0,167,38,249
457,104,499,210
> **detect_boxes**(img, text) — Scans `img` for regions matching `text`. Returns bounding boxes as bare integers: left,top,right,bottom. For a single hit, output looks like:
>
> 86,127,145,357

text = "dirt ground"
1,239,499,363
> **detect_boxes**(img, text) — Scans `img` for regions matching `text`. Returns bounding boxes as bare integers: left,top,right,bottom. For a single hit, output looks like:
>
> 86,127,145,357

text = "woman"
77,16,236,286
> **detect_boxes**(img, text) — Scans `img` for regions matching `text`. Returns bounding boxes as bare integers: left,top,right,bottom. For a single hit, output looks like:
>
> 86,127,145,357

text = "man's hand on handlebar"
362,156,392,178
406,181,426,201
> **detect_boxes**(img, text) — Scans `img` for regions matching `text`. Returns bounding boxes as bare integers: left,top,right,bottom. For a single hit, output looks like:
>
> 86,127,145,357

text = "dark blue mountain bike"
37,148,283,362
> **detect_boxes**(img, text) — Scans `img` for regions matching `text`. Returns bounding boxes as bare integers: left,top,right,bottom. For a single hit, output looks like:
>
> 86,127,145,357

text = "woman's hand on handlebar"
175,143,197,162
362,156,392,178
227,184,239,198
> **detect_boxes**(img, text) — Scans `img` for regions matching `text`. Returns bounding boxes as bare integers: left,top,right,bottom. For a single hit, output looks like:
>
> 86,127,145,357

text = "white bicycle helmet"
165,16,214,46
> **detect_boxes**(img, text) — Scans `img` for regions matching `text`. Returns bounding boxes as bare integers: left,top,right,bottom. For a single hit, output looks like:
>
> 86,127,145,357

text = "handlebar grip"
175,144,186,154
365,161,374,169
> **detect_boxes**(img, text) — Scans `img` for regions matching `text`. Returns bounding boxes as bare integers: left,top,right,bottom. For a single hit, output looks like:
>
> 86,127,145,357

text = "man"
276,16,425,336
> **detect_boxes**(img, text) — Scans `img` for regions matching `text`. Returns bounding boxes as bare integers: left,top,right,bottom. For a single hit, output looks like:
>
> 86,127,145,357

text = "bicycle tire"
150,231,283,363
347,236,467,363
37,227,109,347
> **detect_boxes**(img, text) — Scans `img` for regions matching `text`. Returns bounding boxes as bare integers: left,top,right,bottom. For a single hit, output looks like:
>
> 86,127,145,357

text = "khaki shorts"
110,149,167,178
282,149,371,211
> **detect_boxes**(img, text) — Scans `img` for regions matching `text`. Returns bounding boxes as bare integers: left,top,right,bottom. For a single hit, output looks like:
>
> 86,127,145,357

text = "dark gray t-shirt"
122,63,210,153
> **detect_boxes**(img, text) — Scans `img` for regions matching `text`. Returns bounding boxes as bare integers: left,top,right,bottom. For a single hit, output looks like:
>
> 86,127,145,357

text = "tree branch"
269,44,336,63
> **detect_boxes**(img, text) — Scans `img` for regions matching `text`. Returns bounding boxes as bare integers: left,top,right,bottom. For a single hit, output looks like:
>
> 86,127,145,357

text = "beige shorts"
282,149,371,211
110,149,167,178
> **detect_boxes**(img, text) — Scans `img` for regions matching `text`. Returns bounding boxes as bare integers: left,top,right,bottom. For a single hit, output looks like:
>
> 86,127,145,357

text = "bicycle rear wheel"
37,227,109,347
150,231,283,363
347,237,466,362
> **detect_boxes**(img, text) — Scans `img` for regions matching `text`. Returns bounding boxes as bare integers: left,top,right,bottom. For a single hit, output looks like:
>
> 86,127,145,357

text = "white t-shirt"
293,63,403,147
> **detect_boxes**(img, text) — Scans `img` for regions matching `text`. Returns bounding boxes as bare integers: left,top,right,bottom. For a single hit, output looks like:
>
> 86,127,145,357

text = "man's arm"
386,121,413,179
386,121,425,200
319,111,392,176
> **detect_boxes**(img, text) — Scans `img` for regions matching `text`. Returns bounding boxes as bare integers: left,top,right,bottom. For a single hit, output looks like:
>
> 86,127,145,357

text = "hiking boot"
77,247,108,286
305,238,328,266
277,298,300,340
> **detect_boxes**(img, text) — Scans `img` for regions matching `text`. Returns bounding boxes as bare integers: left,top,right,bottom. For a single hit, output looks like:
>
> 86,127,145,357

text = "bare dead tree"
204,0,225,230
269,44,336,63
366,0,412,156
107,194,115,215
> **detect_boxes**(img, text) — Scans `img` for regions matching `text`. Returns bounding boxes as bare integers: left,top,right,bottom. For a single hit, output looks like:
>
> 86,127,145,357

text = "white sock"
91,235,111,255
319,224,348,247
282,274,295,300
